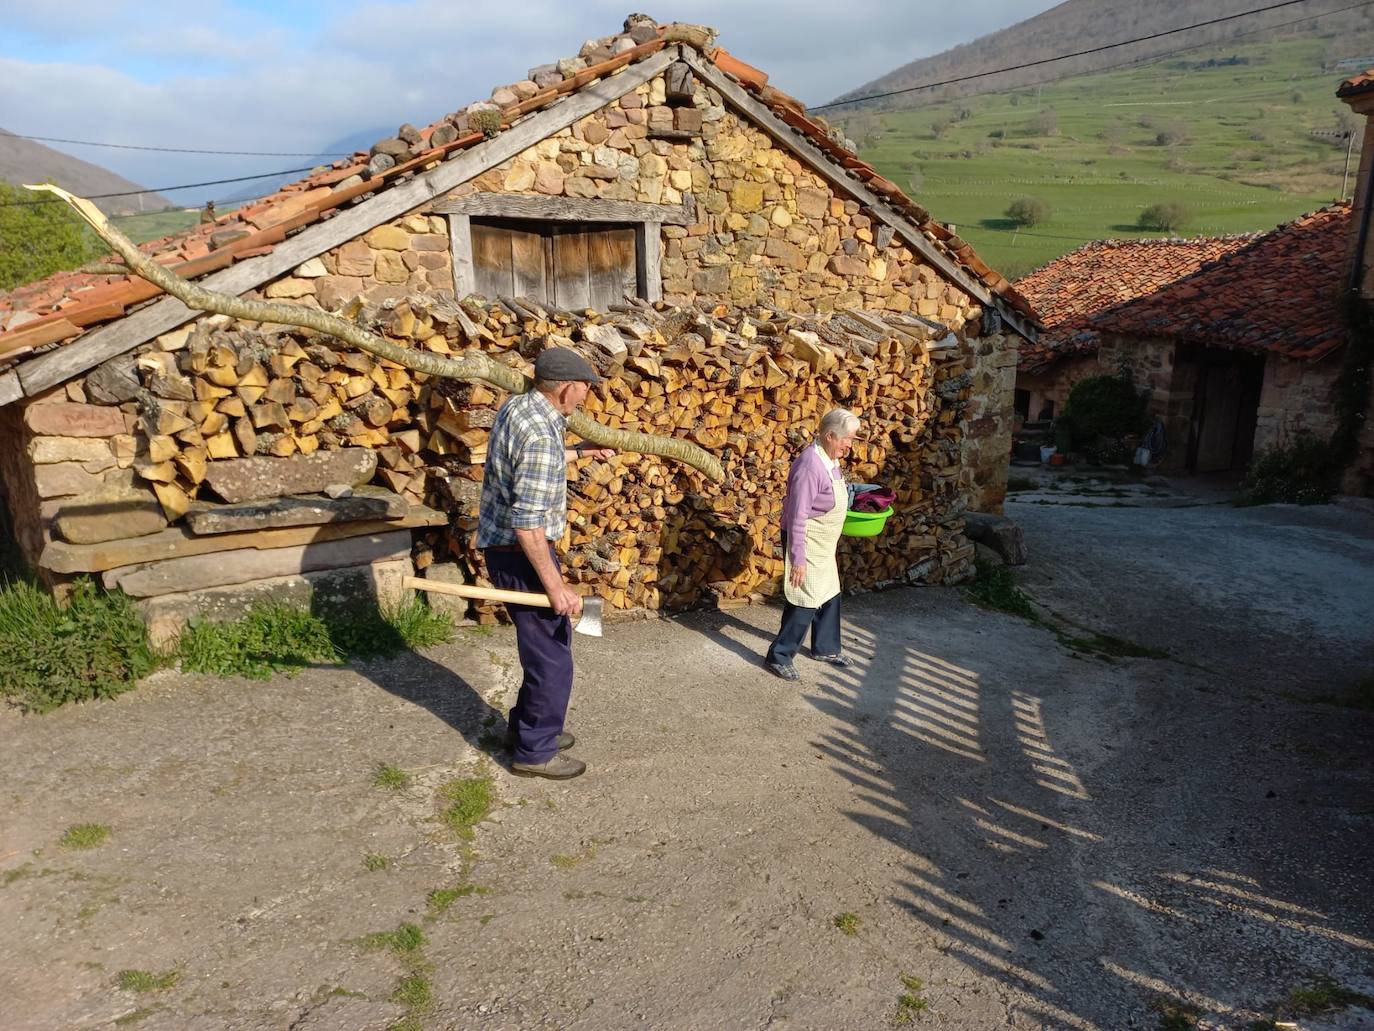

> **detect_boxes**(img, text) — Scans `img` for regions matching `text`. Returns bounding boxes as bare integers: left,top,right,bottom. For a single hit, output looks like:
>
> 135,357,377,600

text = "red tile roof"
1091,204,1352,362
1015,235,1255,372
1337,67,1374,98
0,17,1030,379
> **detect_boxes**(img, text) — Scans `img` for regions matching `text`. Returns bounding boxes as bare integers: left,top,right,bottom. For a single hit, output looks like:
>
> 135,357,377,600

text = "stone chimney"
1338,69,1374,299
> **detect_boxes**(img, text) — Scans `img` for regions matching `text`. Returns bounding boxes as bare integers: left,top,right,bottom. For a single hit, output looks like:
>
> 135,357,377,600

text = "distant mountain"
830,0,1372,110
0,129,174,214
215,127,391,204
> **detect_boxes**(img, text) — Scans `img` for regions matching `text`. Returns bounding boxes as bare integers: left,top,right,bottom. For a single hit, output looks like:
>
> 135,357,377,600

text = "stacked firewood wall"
132,293,977,616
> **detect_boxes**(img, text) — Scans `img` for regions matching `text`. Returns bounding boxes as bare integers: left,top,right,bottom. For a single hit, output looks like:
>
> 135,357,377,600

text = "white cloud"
1,2,1054,202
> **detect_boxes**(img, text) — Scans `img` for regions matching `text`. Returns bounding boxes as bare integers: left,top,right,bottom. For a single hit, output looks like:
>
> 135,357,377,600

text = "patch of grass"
833,912,861,936
964,560,1037,619
0,578,160,713
1005,476,1037,492
438,775,494,839
176,597,454,681
60,824,110,850
1299,676,1374,710
550,845,597,869
426,883,487,916
1149,995,1202,1030
372,763,410,790
363,853,390,872
1057,631,1170,661
894,974,929,1024
478,913,496,926
116,969,179,993
392,973,433,1010
357,921,426,956
1281,975,1373,1016
177,604,339,680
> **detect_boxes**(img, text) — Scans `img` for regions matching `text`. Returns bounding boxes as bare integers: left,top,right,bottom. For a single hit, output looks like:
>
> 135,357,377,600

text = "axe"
403,577,604,637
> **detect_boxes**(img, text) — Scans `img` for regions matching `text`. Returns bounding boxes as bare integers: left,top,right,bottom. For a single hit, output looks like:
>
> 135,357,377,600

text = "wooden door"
470,219,637,308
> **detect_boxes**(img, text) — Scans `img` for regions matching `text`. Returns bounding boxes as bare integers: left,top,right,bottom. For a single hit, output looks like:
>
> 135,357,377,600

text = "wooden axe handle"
403,576,552,608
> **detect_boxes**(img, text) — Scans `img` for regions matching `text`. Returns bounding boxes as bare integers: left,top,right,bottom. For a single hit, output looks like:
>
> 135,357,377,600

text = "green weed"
363,853,390,872
0,578,158,713
113,1007,158,1026
894,974,929,1024
116,969,178,993
392,973,433,1010
1149,995,1202,1030
438,776,494,839
372,763,410,790
357,922,426,956
1281,975,1373,1016
60,824,110,850
427,883,487,916
964,561,1037,619
833,912,861,936
550,846,597,869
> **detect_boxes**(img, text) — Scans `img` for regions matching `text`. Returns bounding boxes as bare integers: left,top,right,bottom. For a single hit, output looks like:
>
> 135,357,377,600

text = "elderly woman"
765,408,861,681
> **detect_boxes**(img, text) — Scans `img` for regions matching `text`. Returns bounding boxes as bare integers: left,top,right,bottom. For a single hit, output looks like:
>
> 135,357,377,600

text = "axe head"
574,597,604,638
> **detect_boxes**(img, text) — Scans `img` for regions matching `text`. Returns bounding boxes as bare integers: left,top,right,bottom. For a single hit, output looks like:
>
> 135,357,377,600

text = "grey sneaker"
512,753,587,779
504,728,575,752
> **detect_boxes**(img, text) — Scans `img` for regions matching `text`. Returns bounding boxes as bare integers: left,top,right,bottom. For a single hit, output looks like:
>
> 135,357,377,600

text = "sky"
0,1,1055,207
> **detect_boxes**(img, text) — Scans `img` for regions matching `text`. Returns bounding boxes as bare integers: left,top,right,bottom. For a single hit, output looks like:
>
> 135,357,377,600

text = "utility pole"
1310,128,1356,200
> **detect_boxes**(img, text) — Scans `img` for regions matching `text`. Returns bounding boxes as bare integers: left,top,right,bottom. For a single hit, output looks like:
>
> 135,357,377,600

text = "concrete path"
2,492,1372,1030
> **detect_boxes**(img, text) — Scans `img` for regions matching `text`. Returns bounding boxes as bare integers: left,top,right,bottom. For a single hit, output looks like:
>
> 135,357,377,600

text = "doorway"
1186,348,1264,473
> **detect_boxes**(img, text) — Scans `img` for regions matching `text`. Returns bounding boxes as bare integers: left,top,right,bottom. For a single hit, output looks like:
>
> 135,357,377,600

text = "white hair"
818,408,860,440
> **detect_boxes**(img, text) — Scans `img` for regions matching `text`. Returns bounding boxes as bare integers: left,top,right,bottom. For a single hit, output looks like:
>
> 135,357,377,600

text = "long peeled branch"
26,183,725,483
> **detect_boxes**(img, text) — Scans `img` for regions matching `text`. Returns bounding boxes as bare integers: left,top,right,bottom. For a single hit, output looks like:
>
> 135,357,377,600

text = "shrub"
1138,202,1190,232
1060,375,1149,451
1005,197,1051,227
1155,128,1188,147
1030,109,1059,136
1237,432,1337,505
0,578,158,713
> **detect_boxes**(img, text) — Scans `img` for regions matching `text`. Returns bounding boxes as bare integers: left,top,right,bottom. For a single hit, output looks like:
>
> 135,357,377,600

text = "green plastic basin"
842,506,893,537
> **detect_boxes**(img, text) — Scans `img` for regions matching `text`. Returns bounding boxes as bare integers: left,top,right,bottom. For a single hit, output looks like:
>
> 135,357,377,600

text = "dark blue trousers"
766,593,842,666
484,545,574,764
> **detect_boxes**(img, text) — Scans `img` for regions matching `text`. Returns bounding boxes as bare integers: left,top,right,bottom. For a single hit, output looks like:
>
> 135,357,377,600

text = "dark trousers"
766,593,842,666
484,545,573,764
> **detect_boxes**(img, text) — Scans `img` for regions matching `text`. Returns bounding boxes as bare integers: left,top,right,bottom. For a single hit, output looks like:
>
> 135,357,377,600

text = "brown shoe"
512,753,587,779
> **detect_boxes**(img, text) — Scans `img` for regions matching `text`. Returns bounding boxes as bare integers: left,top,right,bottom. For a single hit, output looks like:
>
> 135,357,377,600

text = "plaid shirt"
477,389,568,548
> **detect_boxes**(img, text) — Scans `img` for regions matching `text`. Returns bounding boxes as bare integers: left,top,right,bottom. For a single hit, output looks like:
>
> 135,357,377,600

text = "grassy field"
111,207,203,244
851,34,1368,279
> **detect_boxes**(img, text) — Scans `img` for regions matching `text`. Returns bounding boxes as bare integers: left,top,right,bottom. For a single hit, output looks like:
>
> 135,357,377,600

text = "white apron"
783,458,847,609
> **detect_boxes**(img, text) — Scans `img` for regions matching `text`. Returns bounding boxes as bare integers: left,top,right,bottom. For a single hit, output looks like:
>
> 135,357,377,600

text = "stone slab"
962,511,1028,566
54,477,168,545
202,449,378,504
105,530,413,598
22,402,126,438
139,559,413,650
40,506,447,574
184,486,407,535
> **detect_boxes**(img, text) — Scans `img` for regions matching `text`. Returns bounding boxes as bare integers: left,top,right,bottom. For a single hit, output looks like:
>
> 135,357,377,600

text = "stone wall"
1253,352,1342,453
1017,355,1099,422
962,329,1016,513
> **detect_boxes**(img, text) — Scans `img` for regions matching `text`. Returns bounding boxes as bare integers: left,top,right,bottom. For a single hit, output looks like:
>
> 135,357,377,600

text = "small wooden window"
470,219,638,309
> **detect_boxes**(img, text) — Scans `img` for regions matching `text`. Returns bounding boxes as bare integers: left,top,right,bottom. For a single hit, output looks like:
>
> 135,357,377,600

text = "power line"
0,129,350,158
815,0,1347,111
0,165,329,208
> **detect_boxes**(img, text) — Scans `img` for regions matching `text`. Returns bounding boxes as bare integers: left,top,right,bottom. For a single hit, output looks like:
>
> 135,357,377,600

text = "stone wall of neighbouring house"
1017,355,1099,422
962,328,1016,513
1253,351,1343,454
1343,360,1374,496
1097,334,1191,469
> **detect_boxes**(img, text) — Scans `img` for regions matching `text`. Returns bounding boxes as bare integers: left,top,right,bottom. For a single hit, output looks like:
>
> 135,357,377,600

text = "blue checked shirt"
477,389,568,548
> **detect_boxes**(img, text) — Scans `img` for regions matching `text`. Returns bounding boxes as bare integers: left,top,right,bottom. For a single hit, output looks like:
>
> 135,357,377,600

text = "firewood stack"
130,293,978,619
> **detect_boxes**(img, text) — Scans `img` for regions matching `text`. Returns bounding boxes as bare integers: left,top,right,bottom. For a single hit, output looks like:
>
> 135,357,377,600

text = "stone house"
1011,67,1374,488
1015,235,1255,424
0,16,1036,629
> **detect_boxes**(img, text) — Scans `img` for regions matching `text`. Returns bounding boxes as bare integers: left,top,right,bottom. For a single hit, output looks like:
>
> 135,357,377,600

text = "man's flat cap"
534,347,600,383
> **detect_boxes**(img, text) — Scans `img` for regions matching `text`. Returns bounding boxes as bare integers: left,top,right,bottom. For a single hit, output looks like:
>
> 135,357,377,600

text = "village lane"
1,492,1372,1030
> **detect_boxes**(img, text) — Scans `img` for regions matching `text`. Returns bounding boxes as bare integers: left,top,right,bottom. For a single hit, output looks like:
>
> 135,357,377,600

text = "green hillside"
849,35,1367,279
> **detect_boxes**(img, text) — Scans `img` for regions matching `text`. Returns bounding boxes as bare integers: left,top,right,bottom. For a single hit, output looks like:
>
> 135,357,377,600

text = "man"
477,348,612,780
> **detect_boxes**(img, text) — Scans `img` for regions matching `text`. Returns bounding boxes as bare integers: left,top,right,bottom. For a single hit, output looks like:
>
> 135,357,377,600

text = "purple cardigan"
780,445,843,568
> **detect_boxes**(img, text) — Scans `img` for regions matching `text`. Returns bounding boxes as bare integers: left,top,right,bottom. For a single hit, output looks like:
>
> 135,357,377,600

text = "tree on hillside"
0,182,103,291
1138,202,1190,233
1006,197,1051,227
1029,108,1059,136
